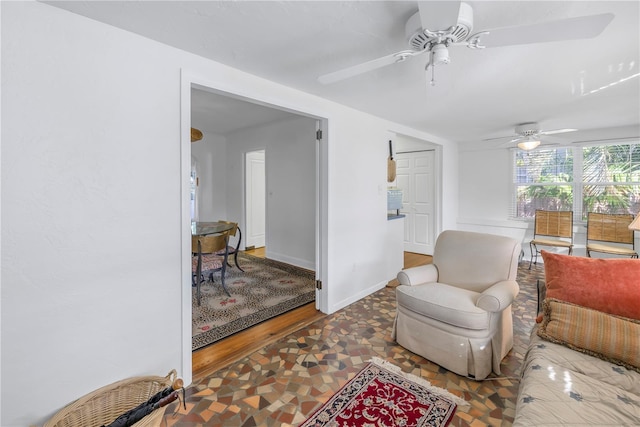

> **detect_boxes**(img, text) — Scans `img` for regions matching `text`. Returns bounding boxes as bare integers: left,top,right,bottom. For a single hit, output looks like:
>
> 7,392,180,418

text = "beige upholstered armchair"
392,230,521,380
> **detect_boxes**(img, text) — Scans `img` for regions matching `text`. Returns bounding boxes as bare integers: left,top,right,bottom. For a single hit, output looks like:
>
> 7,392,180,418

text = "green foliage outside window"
513,143,640,219
515,148,573,218
582,145,640,219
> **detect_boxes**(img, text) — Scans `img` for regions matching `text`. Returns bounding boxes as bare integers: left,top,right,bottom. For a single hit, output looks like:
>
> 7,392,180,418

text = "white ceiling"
46,1,640,147
190,88,300,136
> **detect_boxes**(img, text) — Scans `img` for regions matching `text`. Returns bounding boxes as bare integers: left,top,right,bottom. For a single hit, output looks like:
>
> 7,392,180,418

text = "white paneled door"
245,150,266,248
395,151,435,255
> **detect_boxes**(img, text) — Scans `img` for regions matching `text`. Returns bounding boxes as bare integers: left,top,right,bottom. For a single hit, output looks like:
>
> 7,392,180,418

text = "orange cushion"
541,251,640,320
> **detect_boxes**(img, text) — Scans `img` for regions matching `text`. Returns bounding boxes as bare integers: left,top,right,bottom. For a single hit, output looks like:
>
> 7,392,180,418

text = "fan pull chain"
429,51,437,86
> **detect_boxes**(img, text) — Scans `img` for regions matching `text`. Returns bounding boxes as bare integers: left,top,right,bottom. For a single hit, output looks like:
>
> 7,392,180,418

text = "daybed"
513,251,640,426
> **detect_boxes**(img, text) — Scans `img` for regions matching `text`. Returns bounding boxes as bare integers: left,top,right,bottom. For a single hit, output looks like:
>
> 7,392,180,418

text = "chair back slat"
534,210,573,239
587,213,635,245
192,234,227,254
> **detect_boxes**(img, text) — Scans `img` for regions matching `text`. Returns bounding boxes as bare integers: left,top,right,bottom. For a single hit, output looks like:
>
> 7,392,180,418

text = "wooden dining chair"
215,220,244,272
191,234,230,305
586,212,638,259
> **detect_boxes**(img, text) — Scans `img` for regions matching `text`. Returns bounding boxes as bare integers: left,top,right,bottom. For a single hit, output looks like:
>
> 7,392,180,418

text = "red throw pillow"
541,251,640,320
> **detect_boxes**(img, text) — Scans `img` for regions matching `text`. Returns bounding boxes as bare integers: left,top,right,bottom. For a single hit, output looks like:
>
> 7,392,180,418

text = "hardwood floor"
193,302,324,380
403,250,433,268
244,246,265,258
192,250,432,381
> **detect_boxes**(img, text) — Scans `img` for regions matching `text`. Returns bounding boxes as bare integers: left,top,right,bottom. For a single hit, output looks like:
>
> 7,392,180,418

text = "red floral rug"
301,358,467,427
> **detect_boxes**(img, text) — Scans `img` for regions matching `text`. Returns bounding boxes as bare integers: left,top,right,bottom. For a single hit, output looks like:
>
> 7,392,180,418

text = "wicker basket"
44,370,177,427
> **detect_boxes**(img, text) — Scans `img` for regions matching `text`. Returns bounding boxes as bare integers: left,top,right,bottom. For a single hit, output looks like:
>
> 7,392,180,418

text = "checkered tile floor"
161,262,543,426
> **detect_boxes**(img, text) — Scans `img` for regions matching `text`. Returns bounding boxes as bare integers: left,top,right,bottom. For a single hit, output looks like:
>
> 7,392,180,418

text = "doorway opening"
391,133,440,256
181,72,328,383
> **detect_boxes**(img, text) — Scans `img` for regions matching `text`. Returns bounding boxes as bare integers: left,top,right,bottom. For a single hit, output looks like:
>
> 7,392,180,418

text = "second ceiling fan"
318,2,614,85
484,122,578,150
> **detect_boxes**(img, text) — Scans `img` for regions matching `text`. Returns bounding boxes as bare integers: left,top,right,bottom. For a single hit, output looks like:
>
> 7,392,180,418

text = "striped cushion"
538,298,640,372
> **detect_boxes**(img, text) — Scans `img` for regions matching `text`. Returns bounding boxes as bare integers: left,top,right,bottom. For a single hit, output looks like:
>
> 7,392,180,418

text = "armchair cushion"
397,264,438,286
396,283,490,330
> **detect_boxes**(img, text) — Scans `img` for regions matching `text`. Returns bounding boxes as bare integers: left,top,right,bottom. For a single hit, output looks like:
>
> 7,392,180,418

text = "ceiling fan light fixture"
431,43,450,66
517,137,541,150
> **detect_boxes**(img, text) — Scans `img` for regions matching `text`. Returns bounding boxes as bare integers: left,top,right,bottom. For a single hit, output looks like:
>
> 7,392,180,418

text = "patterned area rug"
301,357,467,427
192,253,315,350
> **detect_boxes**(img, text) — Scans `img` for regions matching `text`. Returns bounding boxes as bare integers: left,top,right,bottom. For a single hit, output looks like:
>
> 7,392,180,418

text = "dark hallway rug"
192,253,316,350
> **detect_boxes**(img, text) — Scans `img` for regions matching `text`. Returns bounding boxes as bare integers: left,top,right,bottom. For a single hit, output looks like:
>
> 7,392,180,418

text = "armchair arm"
476,280,519,312
397,264,439,286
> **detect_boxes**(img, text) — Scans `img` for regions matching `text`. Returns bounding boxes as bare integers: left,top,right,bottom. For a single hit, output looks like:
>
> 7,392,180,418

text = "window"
582,145,640,219
190,157,198,222
512,143,640,220
512,147,573,218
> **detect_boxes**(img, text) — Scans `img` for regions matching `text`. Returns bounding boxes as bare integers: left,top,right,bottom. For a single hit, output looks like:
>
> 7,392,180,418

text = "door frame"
180,69,328,385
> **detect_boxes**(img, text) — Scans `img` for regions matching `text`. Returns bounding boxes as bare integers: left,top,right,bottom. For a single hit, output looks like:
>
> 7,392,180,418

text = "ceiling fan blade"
539,128,578,135
472,13,614,48
318,50,420,84
571,136,639,144
482,134,517,142
418,1,461,32
496,138,521,147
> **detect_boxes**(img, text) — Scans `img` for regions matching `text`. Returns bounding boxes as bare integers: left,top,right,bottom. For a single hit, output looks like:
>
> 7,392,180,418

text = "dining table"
192,221,234,236
191,221,236,304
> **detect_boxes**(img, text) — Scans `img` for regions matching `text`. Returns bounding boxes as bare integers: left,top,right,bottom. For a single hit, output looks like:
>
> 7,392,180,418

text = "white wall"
0,3,459,426
225,117,317,269
191,132,228,221
458,147,535,250
440,142,460,232
2,3,185,425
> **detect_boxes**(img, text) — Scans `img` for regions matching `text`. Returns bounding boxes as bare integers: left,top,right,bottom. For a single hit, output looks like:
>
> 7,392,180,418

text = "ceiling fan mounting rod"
423,29,456,48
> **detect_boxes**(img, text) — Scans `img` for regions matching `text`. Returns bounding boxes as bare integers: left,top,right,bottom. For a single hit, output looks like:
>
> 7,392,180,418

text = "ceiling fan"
484,122,578,150
318,2,614,86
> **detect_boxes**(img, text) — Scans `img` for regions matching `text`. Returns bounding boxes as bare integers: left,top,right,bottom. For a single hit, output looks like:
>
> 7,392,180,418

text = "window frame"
510,141,640,224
